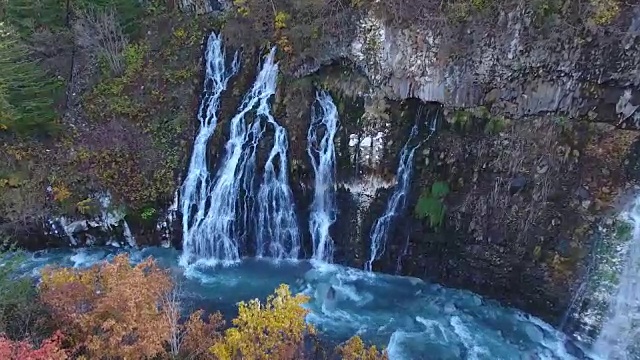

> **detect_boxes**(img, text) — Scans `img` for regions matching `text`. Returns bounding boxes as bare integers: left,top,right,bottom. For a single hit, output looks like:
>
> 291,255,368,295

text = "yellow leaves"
277,35,293,54
179,310,224,359
123,43,148,79
76,198,94,215
41,264,97,290
173,27,187,40
233,0,250,16
590,0,619,25
210,284,384,359
0,175,23,188
210,284,313,360
77,148,91,161
6,146,30,161
338,336,389,360
52,184,71,202
274,11,289,30
273,11,292,54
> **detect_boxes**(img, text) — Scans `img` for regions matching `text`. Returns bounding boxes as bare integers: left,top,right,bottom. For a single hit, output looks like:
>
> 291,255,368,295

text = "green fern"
414,181,449,228
140,206,157,220
430,181,450,198
415,196,446,227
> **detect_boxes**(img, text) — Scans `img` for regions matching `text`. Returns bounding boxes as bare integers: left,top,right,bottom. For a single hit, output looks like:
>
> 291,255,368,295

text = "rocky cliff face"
278,4,640,327
346,6,640,126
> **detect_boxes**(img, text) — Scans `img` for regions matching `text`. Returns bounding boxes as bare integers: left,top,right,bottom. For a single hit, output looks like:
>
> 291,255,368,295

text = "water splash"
181,34,240,256
239,119,263,251
593,196,640,359
365,108,438,272
180,36,280,266
307,91,339,263
255,71,301,260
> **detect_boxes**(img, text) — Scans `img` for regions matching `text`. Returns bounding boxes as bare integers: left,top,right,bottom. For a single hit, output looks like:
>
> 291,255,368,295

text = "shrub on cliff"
415,181,450,228
224,0,359,70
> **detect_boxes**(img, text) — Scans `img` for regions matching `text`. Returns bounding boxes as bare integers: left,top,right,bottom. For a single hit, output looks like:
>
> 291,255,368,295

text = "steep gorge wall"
343,5,640,126
279,3,640,326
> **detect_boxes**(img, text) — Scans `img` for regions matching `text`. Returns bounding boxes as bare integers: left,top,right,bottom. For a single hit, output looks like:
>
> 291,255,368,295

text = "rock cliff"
279,2,640,326
342,5,640,127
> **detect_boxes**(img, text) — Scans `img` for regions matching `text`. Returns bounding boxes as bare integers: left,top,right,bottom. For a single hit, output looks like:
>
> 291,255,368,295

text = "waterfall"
255,85,301,260
593,196,640,359
180,35,279,266
365,108,438,272
307,91,339,262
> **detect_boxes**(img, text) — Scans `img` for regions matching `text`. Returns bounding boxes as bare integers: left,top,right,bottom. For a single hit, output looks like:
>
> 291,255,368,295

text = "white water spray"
593,196,640,359
180,37,279,266
181,34,240,257
307,91,340,262
255,74,301,260
365,108,438,272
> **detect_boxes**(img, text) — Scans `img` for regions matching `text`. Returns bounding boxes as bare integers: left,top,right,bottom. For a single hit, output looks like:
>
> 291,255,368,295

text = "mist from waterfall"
594,196,640,359
255,87,301,260
180,39,281,266
307,91,339,263
179,33,240,266
365,108,438,272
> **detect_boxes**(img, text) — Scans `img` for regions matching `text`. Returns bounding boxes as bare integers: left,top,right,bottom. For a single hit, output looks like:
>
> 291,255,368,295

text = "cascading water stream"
365,108,439,272
307,91,339,263
255,85,301,260
180,41,279,266
593,196,640,359
180,33,240,266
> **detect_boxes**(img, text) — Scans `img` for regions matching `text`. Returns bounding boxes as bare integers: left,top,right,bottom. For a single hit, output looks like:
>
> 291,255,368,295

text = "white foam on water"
450,316,490,360
69,249,107,268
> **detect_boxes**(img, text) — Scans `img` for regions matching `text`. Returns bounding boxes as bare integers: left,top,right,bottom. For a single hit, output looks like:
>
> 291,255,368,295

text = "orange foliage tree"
172,309,225,359
0,330,67,360
39,254,174,359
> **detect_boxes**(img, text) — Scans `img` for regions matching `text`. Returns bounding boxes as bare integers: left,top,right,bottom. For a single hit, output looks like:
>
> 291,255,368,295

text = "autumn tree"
39,254,173,359
0,330,67,360
163,282,224,360
39,254,226,360
39,256,387,360
337,335,389,360
210,284,314,360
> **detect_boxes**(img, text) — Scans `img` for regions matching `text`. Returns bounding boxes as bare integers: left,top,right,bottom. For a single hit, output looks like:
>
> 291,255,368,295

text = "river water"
14,246,598,360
